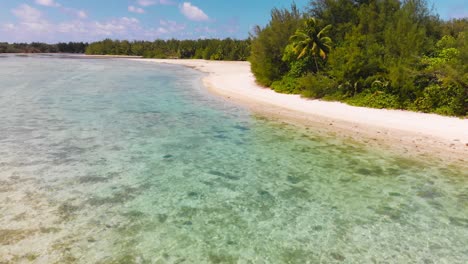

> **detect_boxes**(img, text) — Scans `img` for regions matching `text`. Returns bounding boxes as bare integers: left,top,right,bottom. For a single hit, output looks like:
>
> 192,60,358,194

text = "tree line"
85,39,251,61
0,38,251,61
0,42,88,53
250,0,467,116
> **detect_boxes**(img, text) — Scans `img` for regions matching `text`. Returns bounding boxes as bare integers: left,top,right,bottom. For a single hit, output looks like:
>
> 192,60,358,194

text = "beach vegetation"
0,42,87,53
249,4,303,86
249,0,468,116
85,38,250,61
287,18,332,72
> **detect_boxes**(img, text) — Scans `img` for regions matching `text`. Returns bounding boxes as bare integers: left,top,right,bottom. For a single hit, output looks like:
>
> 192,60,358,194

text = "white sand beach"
133,59,468,161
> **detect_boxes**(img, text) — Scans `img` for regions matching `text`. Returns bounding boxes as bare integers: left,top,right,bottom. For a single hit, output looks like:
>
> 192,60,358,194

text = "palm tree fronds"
286,17,333,72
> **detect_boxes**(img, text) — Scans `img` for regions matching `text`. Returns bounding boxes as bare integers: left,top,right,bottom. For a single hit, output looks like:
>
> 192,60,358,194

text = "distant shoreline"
131,58,468,164
0,53,143,59
84,54,143,59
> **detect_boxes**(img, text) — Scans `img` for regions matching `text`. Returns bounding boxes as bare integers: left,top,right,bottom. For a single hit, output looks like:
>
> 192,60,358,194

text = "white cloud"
12,4,43,22
179,2,209,21
2,3,218,43
57,21,83,33
195,26,216,34
93,17,141,36
9,5,50,35
136,0,174,6
159,19,186,32
58,7,88,20
35,0,87,20
156,27,168,34
128,6,145,14
2,23,16,30
137,0,156,6
159,0,175,5
1,10,183,43
77,10,88,19
35,0,60,7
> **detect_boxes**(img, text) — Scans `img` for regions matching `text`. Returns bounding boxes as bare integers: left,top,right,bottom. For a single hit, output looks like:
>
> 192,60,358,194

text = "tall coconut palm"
289,18,332,72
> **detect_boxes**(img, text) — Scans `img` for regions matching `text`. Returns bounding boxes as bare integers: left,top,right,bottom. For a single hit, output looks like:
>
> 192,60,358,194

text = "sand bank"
84,54,143,59
133,59,468,163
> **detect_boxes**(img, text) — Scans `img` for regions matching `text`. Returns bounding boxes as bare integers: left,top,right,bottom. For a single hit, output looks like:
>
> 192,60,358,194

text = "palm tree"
289,18,332,72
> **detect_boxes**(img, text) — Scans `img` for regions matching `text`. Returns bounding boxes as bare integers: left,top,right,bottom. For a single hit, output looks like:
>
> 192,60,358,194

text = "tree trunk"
314,56,319,73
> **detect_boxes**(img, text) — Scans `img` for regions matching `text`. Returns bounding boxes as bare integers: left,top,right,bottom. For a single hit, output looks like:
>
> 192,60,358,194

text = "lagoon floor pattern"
0,55,467,263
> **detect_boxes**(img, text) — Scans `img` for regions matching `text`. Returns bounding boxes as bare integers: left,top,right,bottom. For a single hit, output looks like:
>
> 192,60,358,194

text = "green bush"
287,58,315,78
251,2,468,116
270,76,301,94
346,92,401,109
299,73,338,99
249,4,302,86
412,84,466,116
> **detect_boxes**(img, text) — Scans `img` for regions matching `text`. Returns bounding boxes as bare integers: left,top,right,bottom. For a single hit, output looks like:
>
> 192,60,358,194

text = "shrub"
412,84,466,116
299,73,338,98
249,5,302,86
346,92,401,109
270,76,301,94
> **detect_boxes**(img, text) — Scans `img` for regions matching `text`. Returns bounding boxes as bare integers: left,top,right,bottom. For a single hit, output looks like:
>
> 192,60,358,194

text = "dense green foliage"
0,42,88,53
286,18,332,72
249,0,468,116
85,39,250,61
249,5,303,86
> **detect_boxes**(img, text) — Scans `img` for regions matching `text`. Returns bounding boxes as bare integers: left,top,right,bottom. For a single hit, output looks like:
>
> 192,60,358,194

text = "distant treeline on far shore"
0,38,251,61
86,39,251,61
0,42,88,54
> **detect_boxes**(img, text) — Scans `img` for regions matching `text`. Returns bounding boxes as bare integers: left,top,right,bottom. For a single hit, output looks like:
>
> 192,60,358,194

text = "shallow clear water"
0,55,467,263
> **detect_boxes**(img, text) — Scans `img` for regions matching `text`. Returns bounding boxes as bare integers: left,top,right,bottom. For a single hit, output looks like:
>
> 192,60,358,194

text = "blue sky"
0,0,466,43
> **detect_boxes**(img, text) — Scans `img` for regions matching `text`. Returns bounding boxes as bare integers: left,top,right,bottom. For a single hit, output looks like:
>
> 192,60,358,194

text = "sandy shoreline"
132,58,468,163
83,54,143,59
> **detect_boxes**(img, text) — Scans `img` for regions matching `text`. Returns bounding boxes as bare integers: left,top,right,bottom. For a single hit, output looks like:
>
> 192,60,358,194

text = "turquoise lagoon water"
0,55,467,263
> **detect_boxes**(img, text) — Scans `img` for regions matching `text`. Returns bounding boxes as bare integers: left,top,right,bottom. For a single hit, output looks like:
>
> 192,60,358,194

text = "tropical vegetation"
85,39,250,61
0,42,87,53
249,0,467,116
